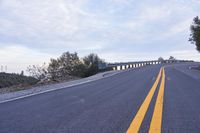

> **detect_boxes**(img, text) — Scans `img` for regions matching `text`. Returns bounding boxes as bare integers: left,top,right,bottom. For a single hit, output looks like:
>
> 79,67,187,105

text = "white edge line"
0,67,142,104
0,71,123,104
0,80,93,104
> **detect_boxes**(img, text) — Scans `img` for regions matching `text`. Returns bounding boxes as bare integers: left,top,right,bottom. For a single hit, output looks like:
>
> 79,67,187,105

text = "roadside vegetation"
27,52,109,82
0,72,38,93
189,16,200,70
0,52,109,93
189,16,200,52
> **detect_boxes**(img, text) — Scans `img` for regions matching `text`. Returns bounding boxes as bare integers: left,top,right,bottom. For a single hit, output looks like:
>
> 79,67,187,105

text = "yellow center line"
126,67,163,133
149,68,165,133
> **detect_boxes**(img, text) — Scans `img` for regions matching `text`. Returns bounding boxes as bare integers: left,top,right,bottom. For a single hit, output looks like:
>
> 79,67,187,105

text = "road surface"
0,63,200,133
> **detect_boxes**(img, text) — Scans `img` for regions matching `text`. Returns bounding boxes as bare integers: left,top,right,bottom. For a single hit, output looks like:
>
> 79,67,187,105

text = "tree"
189,16,200,52
158,57,164,62
169,56,175,60
83,53,105,77
48,58,61,80
48,52,86,79
58,52,86,77
26,63,48,80
20,70,24,76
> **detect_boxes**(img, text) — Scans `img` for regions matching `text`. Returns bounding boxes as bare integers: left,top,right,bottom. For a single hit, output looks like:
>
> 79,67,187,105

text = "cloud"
99,52,151,62
165,19,192,36
166,49,200,61
0,0,199,47
0,44,55,73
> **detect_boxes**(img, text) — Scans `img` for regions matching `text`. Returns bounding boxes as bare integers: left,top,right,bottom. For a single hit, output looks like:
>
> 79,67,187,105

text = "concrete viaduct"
104,60,193,70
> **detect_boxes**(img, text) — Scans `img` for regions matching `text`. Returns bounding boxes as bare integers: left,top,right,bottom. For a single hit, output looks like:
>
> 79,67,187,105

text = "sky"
0,0,200,73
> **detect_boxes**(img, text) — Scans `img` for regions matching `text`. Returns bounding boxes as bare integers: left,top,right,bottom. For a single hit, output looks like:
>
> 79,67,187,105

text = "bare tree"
26,63,48,80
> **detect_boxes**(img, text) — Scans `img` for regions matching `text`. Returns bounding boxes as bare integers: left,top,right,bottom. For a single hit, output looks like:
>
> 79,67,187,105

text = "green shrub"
0,72,39,88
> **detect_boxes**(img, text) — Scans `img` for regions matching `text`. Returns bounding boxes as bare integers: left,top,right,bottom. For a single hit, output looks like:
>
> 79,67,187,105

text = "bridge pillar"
125,65,127,69
120,65,123,70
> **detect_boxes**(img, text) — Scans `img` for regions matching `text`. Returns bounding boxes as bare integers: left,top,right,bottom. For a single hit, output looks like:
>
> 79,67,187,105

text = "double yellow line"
127,67,165,133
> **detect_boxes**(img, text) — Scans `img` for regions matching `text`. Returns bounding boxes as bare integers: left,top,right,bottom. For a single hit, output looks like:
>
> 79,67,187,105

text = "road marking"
149,68,165,133
0,80,93,104
126,68,162,133
0,67,141,104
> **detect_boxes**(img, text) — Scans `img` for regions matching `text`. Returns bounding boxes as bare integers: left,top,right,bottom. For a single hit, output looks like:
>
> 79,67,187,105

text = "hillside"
0,72,38,89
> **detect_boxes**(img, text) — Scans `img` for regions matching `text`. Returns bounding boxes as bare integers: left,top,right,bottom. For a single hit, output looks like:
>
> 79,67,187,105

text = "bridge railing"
99,60,193,70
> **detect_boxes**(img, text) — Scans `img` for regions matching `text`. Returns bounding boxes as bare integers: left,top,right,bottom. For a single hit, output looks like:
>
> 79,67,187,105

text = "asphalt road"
0,63,200,133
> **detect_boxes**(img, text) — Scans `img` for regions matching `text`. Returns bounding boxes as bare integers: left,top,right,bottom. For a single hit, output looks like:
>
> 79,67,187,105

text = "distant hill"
0,72,39,88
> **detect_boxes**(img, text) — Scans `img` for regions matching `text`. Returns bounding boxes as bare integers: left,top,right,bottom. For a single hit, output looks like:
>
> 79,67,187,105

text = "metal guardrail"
99,60,193,70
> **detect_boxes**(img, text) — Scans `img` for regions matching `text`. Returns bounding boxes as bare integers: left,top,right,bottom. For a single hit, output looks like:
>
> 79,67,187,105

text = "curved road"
0,63,200,133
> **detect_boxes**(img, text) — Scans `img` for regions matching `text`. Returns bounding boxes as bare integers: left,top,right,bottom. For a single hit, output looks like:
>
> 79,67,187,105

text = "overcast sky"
0,0,200,73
